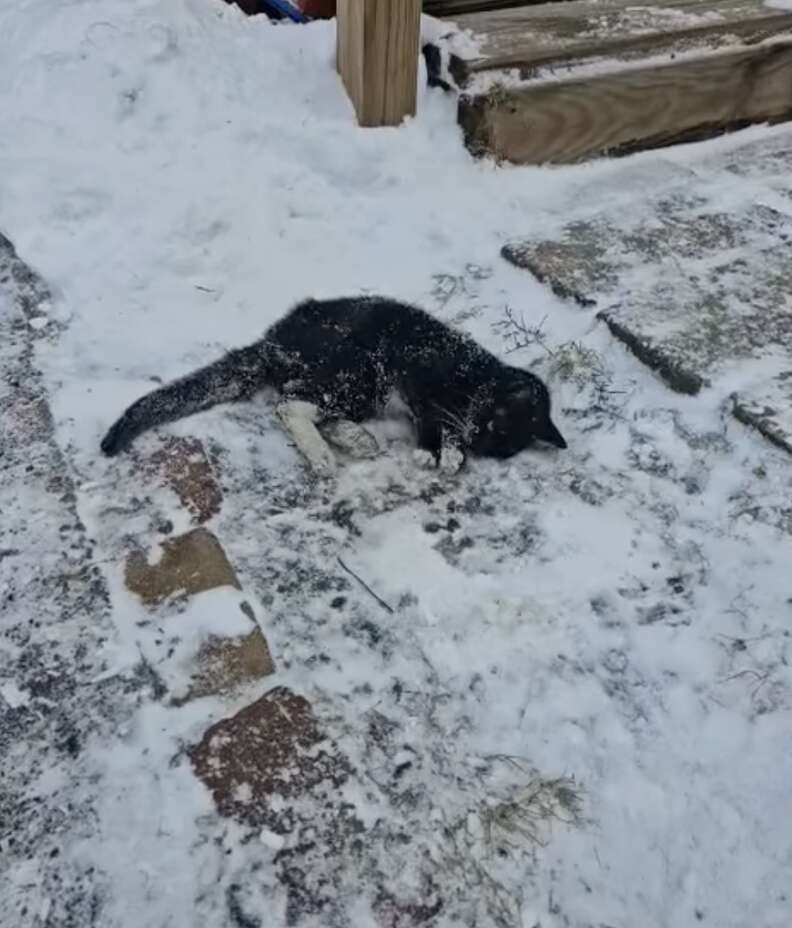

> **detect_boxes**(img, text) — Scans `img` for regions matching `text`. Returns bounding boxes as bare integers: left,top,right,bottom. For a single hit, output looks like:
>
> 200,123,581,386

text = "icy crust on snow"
1,2,792,927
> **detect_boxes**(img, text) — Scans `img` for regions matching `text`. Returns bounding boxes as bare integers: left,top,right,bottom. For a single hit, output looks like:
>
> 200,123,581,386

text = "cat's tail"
100,343,269,456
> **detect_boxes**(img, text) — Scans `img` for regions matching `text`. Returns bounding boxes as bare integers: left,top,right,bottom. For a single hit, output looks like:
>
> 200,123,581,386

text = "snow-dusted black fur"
100,297,566,462
421,42,453,93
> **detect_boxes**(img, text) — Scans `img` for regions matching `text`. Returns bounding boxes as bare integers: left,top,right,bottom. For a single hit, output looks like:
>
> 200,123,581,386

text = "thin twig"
337,556,394,614
492,306,554,356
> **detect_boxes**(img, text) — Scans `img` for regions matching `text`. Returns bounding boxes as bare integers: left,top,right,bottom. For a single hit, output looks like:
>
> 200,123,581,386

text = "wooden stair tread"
423,0,535,16
452,0,792,81
450,0,792,164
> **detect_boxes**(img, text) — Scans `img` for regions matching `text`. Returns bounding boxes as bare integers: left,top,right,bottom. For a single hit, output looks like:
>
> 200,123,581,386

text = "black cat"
100,297,566,463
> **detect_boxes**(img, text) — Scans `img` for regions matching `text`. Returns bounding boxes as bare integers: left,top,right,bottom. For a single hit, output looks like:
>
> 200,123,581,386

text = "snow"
466,35,792,94
1,1,792,927
0,681,30,709
131,584,261,698
260,826,287,851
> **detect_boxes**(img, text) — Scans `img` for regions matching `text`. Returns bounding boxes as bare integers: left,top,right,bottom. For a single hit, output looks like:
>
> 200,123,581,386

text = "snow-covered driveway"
1,2,791,926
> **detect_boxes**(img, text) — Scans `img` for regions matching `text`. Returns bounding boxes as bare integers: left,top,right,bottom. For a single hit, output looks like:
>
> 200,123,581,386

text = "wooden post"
337,0,422,127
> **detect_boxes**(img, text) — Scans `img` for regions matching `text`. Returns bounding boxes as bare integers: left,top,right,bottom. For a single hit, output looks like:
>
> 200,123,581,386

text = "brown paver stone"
189,686,350,825
150,436,222,524
125,528,275,700
183,609,275,704
125,527,240,605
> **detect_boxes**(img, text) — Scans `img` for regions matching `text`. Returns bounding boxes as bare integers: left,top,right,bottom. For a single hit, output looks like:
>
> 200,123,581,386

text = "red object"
293,0,336,16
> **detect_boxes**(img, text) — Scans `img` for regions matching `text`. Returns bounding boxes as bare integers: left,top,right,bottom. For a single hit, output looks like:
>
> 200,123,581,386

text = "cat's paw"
277,402,337,477
412,448,438,470
320,419,380,459
281,399,322,423
439,445,465,475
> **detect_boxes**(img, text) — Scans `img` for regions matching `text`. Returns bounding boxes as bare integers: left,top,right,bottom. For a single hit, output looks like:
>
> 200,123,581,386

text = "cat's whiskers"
434,403,476,442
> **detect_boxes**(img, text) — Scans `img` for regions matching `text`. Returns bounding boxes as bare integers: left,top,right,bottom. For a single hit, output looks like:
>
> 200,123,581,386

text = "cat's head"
471,372,567,459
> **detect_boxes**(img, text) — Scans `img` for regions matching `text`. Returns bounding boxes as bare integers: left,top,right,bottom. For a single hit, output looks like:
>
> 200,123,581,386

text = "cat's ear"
537,417,567,449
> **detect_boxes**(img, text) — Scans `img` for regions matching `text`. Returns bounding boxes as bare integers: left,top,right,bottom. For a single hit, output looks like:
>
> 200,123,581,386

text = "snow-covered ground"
1,1,791,926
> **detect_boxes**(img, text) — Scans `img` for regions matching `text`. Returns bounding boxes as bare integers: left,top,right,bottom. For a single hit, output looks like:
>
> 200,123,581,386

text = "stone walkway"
503,130,792,455
0,234,279,926
0,233,129,926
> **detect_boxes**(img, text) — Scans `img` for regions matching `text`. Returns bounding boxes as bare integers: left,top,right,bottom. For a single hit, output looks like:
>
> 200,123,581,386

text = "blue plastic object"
260,0,309,21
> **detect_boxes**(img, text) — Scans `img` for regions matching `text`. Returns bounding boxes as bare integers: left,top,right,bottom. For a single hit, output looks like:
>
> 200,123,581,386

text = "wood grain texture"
453,0,792,79
459,39,792,163
337,0,421,126
338,0,364,109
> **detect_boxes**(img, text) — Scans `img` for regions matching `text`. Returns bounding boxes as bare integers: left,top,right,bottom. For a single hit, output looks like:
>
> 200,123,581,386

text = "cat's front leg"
414,441,466,475
413,413,466,474
276,400,337,476
438,443,466,475
413,411,443,468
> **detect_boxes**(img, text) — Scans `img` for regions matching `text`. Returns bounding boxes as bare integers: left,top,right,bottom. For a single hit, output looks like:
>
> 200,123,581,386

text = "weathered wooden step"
452,0,792,164
501,130,792,454
424,0,543,16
